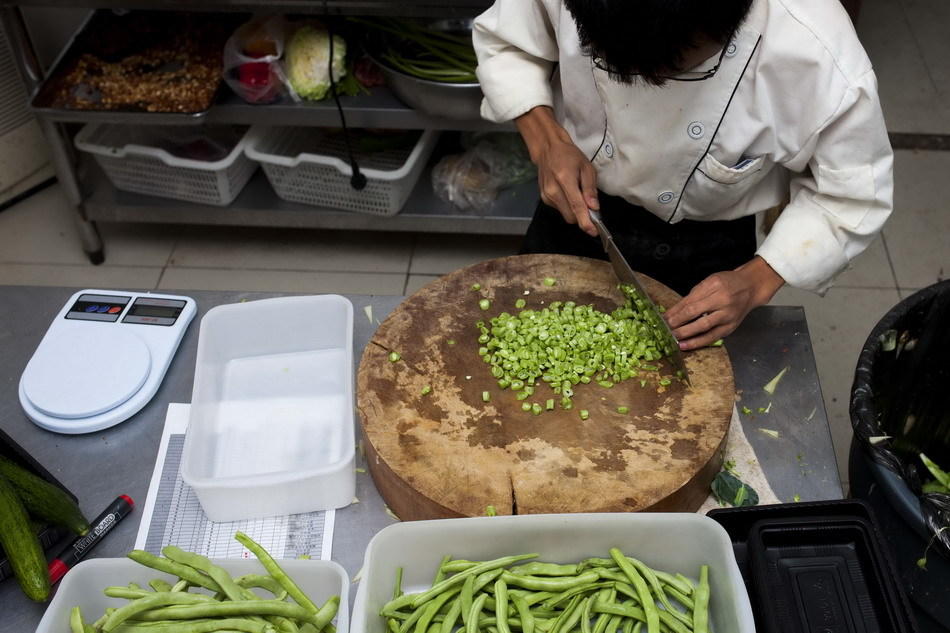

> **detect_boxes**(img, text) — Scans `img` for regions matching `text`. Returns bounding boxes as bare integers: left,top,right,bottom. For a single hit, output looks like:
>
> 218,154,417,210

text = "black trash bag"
851,280,950,559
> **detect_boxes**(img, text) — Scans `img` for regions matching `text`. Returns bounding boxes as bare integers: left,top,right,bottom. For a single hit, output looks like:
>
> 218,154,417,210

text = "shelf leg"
1,6,105,265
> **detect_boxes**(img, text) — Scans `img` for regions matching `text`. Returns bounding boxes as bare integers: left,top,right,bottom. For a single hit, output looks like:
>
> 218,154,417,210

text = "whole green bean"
508,563,578,577
148,579,173,593
394,568,405,600
654,571,692,597
460,574,476,625
163,546,246,602
413,587,462,633
389,620,402,633
408,554,538,609
594,569,628,584
626,558,691,629
440,599,463,633
70,606,85,633
93,608,115,630
170,580,190,593
441,560,478,574
128,600,319,624
103,592,226,631
501,570,599,593
111,619,272,633
127,550,220,593
663,586,694,612
547,595,580,633
511,595,534,633
474,569,505,594
608,549,657,633
466,594,489,633
558,595,589,633
494,579,512,633
104,587,153,600
628,622,640,633
236,575,290,601
580,593,594,633
692,566,709,633
235,531,319,615
673,574,694,594
434,556,453,585
603,614,623,633
593,602,691,633
543,581,612,608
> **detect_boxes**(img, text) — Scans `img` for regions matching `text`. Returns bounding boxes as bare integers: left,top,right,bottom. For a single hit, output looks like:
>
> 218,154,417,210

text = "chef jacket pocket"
813,164,876,230
687,152,770,213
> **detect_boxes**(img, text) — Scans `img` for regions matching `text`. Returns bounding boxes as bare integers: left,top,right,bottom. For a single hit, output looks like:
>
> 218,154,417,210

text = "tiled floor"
2,0,949,494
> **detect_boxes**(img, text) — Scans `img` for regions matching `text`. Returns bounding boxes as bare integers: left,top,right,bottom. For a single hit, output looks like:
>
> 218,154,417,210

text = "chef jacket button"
657,191,675,204
603,142,614,158
687,121,705,139
653,243,671,259
725,41,738,57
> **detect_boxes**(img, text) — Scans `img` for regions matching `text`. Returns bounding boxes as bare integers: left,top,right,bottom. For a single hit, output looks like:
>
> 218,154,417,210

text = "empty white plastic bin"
181,295,355,521
352,513,754,633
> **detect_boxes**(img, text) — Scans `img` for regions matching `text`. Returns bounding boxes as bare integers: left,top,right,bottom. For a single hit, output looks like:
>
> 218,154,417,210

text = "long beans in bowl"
353,18,478,84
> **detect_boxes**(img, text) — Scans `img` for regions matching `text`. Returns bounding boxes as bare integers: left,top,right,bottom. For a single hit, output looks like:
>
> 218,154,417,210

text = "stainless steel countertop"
0,286,842,632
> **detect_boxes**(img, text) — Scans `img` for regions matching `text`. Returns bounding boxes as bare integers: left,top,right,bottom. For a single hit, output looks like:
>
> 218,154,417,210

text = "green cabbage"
286,26,347,101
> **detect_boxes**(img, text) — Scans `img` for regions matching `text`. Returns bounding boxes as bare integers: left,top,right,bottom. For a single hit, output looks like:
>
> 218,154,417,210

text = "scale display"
19,289,196,434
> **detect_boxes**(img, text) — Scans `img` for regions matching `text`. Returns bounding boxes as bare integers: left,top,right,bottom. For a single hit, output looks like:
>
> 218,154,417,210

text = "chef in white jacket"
473,0,893,350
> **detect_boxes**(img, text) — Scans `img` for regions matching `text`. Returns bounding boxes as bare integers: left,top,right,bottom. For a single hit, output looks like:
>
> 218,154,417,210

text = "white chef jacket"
473,0,893,292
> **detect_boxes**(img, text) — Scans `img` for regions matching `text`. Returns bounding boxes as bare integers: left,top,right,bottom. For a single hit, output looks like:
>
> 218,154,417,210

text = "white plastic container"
181,295,355,521
352,513,754,633
245,126,438,216
34,557,350,633
74,124,257,206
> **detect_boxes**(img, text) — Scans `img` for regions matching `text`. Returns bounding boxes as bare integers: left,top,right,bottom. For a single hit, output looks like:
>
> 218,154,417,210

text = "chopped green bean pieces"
617,406,629,414
543,277,557,286
421,385,432,396
579,410,590,421
389,352,402,363
472,284,482,291
483,391,491,402
515,299,527,309
479,299,491,311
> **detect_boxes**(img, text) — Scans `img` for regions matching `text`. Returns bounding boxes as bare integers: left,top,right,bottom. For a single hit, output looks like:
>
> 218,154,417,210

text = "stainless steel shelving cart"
0,0,530,264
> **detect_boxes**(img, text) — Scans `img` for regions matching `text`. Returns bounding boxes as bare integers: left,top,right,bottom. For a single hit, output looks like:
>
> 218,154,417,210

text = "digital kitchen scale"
18,289,196,434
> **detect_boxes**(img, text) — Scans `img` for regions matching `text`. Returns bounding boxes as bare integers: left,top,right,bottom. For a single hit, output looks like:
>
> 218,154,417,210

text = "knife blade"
588,209,691,385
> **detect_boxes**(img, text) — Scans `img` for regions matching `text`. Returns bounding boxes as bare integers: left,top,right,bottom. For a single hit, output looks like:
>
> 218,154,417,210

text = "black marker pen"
48,495,135,584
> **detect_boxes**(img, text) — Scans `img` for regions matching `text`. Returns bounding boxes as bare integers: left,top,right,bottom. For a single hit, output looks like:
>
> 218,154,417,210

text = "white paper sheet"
134,403,335,560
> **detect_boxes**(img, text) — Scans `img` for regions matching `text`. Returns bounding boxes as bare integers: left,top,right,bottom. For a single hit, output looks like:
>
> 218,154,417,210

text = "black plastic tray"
0,427,76,583
749,515,910,633
707,500,917,633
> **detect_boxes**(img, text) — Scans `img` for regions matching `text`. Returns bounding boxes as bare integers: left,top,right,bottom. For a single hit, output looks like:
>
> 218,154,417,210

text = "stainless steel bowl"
365,18,483,121
375,63,483,121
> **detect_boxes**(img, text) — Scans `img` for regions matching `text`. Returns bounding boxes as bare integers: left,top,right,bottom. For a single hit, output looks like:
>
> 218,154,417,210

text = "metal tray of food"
31,11,241,123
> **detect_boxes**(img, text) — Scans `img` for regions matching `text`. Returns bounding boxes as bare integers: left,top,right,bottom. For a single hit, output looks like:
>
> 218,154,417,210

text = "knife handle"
587,208,612,251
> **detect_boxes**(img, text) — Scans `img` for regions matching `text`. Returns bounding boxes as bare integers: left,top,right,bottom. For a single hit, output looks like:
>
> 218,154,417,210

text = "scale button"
108,306,122,314
85,305,99,313
96,306,110,313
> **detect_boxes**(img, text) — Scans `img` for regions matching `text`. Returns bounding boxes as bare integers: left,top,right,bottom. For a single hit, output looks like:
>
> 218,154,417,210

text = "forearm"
736,256,785,306
515,106,574,164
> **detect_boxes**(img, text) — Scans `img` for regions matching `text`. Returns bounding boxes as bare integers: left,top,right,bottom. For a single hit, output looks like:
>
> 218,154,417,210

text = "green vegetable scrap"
483,391,491,403
515,299,527,309
389,352,401,363
792,494,801,503
617,406,629,414
579,409,590,421
543,277,557,286
763,366,789,395
472,284,482,291
421,385,432,396
711,471,759,508
758,428,780,439
382,551,711,633
920,454,950,494
476,285,677,413
485,506,497,517
741,406,753,416
479,299,492,311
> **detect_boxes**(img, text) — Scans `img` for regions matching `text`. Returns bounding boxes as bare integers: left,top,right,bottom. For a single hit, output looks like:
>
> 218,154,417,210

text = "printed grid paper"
135,403,334,560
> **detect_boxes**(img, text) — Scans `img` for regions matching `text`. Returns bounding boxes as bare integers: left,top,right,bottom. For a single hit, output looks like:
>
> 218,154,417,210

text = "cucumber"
0,473,51,601
0,455,89,536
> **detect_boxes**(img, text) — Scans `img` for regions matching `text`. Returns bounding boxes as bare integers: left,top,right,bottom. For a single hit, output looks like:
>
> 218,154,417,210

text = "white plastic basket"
74,124,257,206
245,126,438,216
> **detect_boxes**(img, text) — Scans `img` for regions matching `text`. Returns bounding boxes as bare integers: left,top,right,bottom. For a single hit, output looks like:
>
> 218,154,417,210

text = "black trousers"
520,193,757,297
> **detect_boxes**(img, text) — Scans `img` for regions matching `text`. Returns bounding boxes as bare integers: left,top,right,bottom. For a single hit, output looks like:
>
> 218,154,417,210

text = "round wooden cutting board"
357,254,735,520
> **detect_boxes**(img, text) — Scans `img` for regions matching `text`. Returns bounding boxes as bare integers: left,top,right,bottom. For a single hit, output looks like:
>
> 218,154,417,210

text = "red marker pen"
48,495,135,584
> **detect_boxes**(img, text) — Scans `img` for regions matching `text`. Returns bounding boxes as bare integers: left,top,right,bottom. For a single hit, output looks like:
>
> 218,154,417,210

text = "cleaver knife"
588,209,691,385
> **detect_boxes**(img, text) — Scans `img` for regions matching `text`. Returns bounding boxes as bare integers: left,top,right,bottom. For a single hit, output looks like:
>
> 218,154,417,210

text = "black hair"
564,0,753,86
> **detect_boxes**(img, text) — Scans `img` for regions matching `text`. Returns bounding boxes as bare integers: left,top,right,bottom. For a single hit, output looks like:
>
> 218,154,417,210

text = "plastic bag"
432,133,536,213
851,280,950,559
223,16,292,104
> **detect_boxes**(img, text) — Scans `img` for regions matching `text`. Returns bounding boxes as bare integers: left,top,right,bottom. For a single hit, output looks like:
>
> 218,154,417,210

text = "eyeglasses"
591,42,729,82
